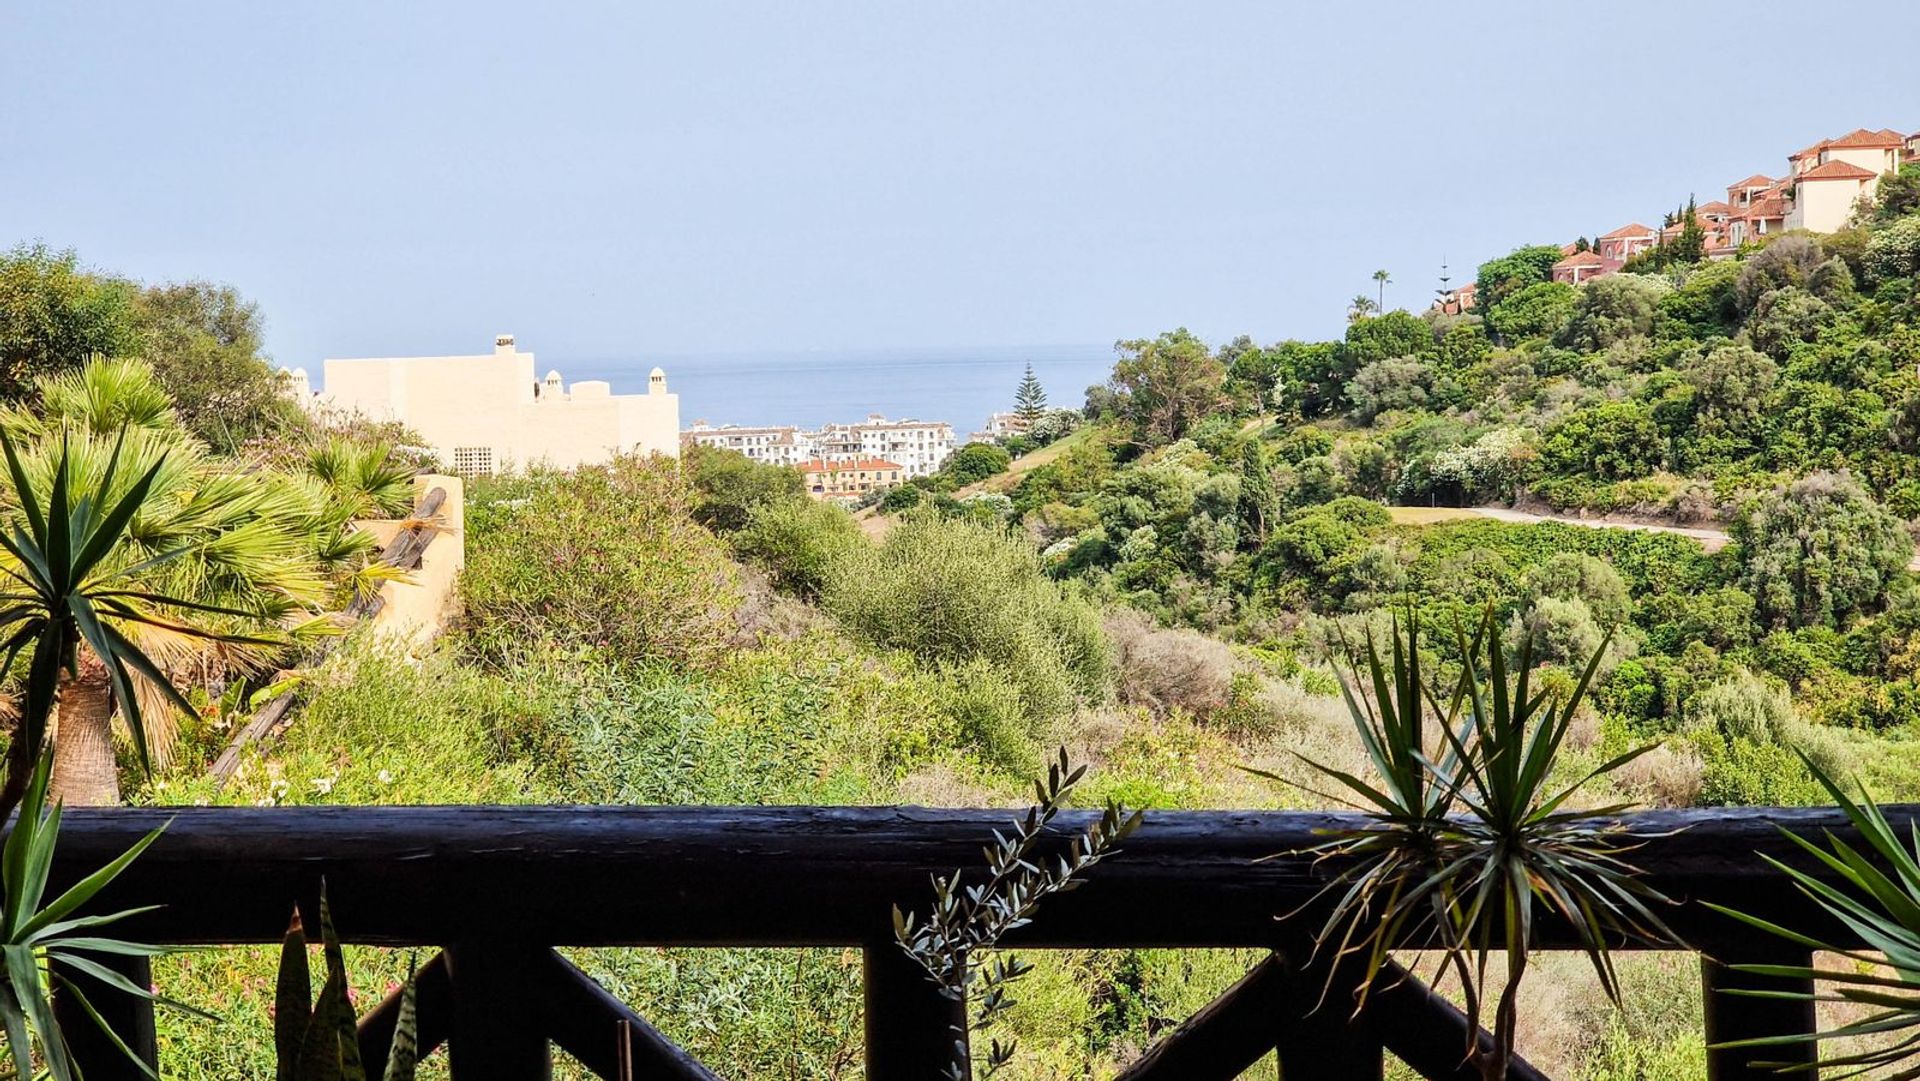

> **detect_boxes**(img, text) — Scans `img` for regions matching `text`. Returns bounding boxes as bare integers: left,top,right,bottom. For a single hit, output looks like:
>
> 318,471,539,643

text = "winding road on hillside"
1392,505,1920,571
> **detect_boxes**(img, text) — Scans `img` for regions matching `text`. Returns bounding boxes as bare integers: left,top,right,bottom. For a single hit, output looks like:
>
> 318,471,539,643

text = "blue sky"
4,1,1916,367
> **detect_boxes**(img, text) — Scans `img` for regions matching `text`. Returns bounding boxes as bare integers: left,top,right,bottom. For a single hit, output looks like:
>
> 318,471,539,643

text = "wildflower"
312,774,336,795
377,769,393,785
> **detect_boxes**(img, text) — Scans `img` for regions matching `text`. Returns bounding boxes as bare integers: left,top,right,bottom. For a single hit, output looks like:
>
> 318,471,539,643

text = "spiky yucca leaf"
0,752,182,1081
276,908,312,1081
272,885,421,1081
1707,759,1920,1078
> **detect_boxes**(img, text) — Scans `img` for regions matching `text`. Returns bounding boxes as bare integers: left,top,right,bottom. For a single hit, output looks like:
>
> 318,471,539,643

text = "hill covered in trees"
6,181,1920,1078
870,184,1920,803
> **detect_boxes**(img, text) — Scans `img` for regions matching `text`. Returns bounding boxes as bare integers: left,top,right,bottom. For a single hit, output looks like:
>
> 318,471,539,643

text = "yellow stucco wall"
1787,178,1869,233
359,474,465,650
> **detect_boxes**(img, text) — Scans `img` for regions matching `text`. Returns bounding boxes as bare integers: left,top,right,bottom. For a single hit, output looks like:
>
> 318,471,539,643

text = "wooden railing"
28,803,1893,1080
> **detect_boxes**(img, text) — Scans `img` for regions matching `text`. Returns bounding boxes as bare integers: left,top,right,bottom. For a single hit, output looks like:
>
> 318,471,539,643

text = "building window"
452,446,496,476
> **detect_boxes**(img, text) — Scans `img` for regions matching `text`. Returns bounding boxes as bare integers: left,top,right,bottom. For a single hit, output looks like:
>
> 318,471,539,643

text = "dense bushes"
733,497,863,598
827,513,1110,725
683,442,806,532
1733,471,1911,629
941,441,1013,485
461,454,743,668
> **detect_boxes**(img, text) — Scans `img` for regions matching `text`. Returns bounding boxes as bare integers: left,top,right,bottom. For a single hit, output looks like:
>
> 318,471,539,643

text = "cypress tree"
1236,441,1279,549
1675,194,1706,265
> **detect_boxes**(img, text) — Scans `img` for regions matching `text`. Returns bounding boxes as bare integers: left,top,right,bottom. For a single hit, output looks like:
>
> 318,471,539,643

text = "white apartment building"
308,335,680,475
811,415,954,477
680,422,812,466
680,414,955,478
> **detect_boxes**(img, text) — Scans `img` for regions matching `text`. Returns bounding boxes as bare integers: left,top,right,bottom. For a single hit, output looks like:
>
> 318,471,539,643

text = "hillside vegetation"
5,186,1919,1078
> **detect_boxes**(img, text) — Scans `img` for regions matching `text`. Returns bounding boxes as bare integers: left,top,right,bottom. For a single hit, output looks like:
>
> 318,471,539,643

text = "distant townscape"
286,334,1038,495
1436,126,1919,313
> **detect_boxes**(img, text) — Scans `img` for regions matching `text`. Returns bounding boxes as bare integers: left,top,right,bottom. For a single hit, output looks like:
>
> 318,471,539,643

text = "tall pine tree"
1014,363,1047,425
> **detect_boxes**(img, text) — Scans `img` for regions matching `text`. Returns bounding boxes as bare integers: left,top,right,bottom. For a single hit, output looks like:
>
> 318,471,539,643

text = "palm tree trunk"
48,652,121,807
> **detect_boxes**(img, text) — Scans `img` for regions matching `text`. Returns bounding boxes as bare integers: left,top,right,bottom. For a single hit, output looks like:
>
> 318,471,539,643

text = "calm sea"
564,344,1116,432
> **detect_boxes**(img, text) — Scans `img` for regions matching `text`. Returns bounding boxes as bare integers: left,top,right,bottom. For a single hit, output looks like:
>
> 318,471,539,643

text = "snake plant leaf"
277,907,313,1081
383,968,419,1081
294,965,364,1081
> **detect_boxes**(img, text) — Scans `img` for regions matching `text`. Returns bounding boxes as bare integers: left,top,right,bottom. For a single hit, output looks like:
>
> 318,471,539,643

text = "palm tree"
1373,268,1393,310
1348,295,1380,323
1,359,363,805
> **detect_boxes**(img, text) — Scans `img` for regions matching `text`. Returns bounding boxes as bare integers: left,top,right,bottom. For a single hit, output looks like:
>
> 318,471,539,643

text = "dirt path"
1392,504,1920,571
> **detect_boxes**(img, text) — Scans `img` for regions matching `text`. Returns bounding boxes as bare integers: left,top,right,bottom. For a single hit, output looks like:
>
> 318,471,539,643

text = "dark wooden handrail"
42,803,1876,948
25,803,1886,1080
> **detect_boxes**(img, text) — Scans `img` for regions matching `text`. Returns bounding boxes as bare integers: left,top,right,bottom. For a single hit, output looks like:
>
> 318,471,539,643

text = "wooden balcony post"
446,943,553,1081
864,941,966,1081
1272,948,1383,1081
1702,947,1817,1081
51,955,156,1081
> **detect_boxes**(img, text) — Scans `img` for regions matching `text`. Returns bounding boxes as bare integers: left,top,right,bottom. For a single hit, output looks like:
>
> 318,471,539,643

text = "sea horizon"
561,342,1117,431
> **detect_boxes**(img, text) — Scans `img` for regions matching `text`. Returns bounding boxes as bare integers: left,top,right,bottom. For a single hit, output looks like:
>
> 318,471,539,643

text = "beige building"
800,457,904,500
316,335,679,475
1779,128,1908,234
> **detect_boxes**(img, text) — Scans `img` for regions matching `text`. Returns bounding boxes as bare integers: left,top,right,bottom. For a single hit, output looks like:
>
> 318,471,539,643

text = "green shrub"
1540,401,1664,481
825,512,1109,722
1864,215,1920,285
1522,552,1632,627
460,454,743,669
932,658,1045,774
879,483,922,512
942,442,1013,485
733,497,863,598
682,443,805,533
1733,470,1910,630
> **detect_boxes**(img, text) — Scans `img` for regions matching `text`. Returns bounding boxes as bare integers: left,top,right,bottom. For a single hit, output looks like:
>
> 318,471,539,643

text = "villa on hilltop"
292,335,681,475
1439,126,1917,311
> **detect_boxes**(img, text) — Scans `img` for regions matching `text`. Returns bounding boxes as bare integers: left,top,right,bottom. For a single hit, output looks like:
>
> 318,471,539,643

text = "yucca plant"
1258,610,1473,1004
1707,759,1920,1077
275,885,418,1081
0,729,188,1080
1291,608,1679,1080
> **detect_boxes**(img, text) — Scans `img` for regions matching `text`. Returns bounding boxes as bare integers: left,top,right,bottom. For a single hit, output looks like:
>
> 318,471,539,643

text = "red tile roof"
1745,195,1789,220
1554,250,1607,268
1697,200,1732,215
1824,127,1905,149
1729,174,1775,190
1600,222,1656,239
1797,159,1878,181
800,458,903,473
1790,141,1828,161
